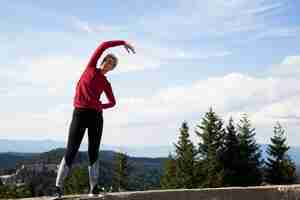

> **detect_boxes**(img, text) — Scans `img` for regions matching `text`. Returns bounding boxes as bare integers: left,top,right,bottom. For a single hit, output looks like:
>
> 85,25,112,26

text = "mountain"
0,152,37,170
0,148,167,196
1,139,300,164
0,139,174,158
0,148,168,171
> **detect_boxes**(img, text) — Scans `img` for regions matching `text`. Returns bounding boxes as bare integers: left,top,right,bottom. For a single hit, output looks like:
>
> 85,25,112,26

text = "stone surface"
10,184,300,200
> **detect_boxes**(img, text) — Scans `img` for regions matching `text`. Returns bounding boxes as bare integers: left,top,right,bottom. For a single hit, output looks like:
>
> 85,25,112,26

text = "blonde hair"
101,53,118,70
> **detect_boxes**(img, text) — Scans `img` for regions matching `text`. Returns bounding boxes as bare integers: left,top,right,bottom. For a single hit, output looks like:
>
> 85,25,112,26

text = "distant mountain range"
0,139,174,158
0,148,166,192
1,139,300,164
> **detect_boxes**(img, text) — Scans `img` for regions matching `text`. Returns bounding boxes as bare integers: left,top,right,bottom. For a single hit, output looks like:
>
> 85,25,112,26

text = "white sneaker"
87,193,105,198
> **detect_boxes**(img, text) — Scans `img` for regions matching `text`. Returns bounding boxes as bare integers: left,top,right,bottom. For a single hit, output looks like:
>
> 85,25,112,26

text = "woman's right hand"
124,42,135,54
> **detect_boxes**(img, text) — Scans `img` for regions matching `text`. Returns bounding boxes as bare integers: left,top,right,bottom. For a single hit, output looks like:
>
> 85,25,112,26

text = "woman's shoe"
88,184,106,197
51,186,63,200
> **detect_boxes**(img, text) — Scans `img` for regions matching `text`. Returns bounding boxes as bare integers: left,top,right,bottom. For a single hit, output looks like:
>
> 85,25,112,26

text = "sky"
1,0,300,148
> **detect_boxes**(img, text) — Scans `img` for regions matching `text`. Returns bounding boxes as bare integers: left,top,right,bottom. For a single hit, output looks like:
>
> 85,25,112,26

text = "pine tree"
160,153,178,189
219,117,241,186
112,152,130,192
64,165,89,195
265,122,297,184
237,114,263,186
196,107,225,188
174,121,198,189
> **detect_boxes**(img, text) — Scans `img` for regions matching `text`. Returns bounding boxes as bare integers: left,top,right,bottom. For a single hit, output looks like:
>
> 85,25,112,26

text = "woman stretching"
54,40,135,199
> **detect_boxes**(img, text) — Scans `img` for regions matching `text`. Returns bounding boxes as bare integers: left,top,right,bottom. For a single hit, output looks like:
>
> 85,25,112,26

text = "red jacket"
73,40,125,112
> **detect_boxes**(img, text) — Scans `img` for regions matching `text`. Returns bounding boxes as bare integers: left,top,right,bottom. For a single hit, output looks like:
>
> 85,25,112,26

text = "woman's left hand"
124,42,135,54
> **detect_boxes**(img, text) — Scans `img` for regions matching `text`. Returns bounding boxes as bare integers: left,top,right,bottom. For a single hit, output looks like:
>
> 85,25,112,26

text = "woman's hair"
101,53,118,70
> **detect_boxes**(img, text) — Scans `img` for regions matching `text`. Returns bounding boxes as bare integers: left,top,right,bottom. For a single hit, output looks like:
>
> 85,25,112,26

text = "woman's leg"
64,109,87,166
88,111,103,165
56,109,87,188
87,111,103,192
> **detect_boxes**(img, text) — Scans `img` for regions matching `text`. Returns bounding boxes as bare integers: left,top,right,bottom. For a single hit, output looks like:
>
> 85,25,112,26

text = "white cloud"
20,55,83,83
103,64,300,145
66,0,293,49
2,55,300,146
253,27,300,40
1,73,300,145
0,55,85,98
110,42,232,74
134,0,287,39
270,55,300,77
109,72,299,124
244,2,284,15
0,42,231,115
282,56,300,65
71,16,126,34
69,16,232,74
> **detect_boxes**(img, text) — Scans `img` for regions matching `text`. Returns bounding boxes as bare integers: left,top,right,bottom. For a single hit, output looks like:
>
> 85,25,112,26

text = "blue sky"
1,0,300,148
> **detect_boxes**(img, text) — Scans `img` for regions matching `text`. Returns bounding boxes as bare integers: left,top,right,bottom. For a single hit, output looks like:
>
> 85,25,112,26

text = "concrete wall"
12,184,300,200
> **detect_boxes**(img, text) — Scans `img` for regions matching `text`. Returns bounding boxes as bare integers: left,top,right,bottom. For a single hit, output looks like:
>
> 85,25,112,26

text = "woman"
54,40,135,199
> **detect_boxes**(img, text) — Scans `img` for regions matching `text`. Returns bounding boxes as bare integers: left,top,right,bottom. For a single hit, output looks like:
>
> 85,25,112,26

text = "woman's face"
102,57,115,72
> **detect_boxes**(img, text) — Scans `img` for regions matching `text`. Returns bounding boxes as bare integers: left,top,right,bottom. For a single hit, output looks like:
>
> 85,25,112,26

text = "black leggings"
64,108,103,167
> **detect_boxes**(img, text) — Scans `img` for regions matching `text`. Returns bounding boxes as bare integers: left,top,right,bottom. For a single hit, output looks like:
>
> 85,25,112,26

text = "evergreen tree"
64,165,89,195
0,184,32,199
174,121,198,188
237,114,263,186
265,122,297,184
196,107,225,188
160,153,178,189
112,152,130,192
219,117,241,186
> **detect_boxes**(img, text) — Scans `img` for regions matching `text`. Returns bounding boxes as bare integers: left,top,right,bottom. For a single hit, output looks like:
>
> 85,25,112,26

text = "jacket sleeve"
101,82,116,109
86,40,125,68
